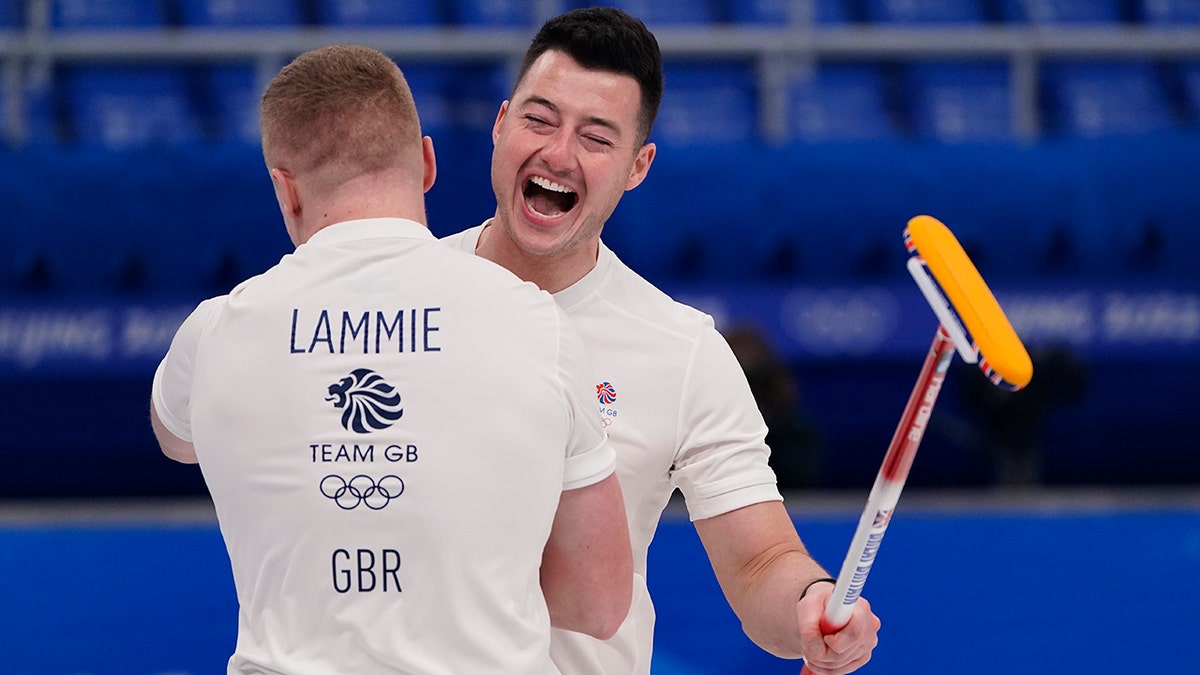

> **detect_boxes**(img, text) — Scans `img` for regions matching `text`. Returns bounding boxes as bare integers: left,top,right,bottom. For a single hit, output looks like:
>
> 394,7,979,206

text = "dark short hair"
515,7,663,146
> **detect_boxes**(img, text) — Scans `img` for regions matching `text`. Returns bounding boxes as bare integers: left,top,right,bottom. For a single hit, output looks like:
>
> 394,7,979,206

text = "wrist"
799,576,836,602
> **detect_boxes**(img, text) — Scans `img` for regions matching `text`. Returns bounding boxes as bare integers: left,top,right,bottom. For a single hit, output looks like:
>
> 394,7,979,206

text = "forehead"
513,50,643,127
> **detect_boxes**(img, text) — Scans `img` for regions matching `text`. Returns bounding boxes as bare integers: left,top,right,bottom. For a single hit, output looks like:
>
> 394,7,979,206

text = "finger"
824,598,881,654
808,648,876,675
795,585,835,656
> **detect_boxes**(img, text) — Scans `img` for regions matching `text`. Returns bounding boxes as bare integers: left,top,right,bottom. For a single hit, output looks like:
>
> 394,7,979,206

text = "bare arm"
149,398,198,464
694,501,879,673
540,472,632,639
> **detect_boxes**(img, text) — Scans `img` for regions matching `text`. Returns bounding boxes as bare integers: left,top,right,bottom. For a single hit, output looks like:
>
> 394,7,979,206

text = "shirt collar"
552,239,613,311
304,218,434,247
468,218,611,310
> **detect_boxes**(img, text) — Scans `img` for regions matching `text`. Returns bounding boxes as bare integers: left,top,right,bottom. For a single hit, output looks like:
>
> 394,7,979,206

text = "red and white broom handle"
800,325,957,674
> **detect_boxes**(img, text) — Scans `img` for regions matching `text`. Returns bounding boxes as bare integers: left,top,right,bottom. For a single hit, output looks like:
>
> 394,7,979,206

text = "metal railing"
2,0,1199,145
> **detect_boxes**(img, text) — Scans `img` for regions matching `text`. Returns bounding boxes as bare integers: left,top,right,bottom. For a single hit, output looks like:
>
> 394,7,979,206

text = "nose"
539,127,575,172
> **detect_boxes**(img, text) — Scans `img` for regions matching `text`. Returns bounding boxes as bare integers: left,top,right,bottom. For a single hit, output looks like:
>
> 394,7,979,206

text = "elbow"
548,573,633,640
569,588,631,640
587,584,632,640
161,445,199,464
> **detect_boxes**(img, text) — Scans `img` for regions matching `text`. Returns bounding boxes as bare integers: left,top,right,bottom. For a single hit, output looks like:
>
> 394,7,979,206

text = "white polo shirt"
444,223,783,675
153,218,614,675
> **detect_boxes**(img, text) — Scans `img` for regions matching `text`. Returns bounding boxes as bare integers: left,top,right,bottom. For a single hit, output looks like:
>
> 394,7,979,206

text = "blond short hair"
261,45,422,182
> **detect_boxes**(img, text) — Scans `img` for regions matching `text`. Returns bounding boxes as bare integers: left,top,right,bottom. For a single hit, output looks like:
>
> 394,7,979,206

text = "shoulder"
181,294,230,334
594,252,715,342
438,223,484,254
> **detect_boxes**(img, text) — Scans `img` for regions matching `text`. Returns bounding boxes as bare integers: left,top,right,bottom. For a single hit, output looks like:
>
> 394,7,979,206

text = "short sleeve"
556,310,617,491
150,297,225,442
671,324,783,521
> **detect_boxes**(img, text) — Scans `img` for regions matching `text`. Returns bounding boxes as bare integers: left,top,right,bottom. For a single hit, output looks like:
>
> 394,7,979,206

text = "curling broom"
800,215,1032,674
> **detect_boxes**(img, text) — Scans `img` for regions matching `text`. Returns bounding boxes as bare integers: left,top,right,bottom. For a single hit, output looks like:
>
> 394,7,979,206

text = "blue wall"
2,499,1198,674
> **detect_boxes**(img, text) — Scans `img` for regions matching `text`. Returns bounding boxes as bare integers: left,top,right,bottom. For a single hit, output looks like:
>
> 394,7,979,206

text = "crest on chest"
595,380,618,428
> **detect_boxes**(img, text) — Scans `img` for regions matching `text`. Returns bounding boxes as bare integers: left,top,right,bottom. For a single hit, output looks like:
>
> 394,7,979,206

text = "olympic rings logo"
320,474,405,510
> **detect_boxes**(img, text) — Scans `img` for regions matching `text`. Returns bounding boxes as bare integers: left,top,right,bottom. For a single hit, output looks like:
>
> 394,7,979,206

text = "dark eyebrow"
520,95,624,139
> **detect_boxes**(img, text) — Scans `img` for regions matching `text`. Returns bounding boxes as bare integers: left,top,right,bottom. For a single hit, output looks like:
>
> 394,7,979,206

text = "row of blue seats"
3,58,1199,148
1,0,1199,28
608,134,1200,283
659,59,1200,143
4,61,509,146
1,135,1197,298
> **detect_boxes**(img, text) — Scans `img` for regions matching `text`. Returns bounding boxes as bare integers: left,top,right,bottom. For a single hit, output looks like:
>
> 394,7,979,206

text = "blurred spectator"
956,344,1088,485
724,325,823,490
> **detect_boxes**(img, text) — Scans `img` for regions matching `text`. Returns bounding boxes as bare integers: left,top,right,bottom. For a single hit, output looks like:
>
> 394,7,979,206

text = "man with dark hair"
444,8,880,675
151,44,632,674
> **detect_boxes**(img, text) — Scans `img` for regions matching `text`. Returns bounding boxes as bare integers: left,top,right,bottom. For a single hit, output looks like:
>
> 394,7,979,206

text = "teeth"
530,176,574,194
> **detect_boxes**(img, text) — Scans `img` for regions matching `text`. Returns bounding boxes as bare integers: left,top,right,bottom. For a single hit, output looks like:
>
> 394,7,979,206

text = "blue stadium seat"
394,62,465,140
207,65,263,144
755,144,934,279
655,62,757,146
1041,62,1176,137
1139,0,1200,22
62,65,204,146
863,0,986,23
0,150,27,292
452,0,541,26
999,0,1123,23
51,0,166,28
161,144,292,290
18,74,61,145
571,0,721,26
448,62,511,132
386,62,503,236
1182,62,1200,120
10,145,287,294
0,0,21,27
907,62,1014,142
1075,134,1200,279
786,64,896,141
313,0,443,26
730,0,852,24
918,143,1098,277
1138,0,1200,23
605,144,773,282
177,0,303,27
4,147,140,292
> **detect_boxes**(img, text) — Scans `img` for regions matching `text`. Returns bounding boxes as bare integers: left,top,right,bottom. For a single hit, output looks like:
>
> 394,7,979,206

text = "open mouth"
524,175,578,218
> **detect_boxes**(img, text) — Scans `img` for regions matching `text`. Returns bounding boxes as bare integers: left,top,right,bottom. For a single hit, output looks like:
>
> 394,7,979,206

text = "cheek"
490,149,521,198
587,171,632,212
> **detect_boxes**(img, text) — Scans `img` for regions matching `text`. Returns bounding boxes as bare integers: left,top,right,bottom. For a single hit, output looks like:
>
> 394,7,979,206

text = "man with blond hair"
150,44,632,674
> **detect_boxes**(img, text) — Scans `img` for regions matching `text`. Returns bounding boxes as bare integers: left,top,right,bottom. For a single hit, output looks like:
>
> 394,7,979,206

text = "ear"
269,167,303,245
624,142,656,192
492,100,509,145
269,167,301,216
421,135,437,193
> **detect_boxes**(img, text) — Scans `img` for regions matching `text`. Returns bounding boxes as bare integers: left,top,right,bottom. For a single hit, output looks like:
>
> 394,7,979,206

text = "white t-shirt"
443,223,782,675
153,218,614,675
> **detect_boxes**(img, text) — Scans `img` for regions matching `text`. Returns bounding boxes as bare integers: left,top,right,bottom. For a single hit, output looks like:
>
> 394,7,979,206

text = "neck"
475,220,598,295
301,174,427,243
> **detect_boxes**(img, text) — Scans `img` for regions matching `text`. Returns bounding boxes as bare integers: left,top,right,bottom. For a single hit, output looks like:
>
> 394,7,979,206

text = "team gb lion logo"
326,368,404,434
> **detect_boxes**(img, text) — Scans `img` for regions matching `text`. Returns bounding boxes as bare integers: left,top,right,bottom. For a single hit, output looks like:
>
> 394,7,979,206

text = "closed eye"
524,114,553,130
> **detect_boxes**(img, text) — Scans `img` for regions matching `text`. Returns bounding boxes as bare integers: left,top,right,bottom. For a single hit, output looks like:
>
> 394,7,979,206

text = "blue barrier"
2,498,1197,674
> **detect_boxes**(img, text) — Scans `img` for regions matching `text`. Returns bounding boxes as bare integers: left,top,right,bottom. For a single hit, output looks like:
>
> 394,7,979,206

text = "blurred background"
0,0,1198,673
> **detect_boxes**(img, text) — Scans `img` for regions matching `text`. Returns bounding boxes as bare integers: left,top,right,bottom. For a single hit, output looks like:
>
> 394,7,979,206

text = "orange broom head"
903,215,1033,391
